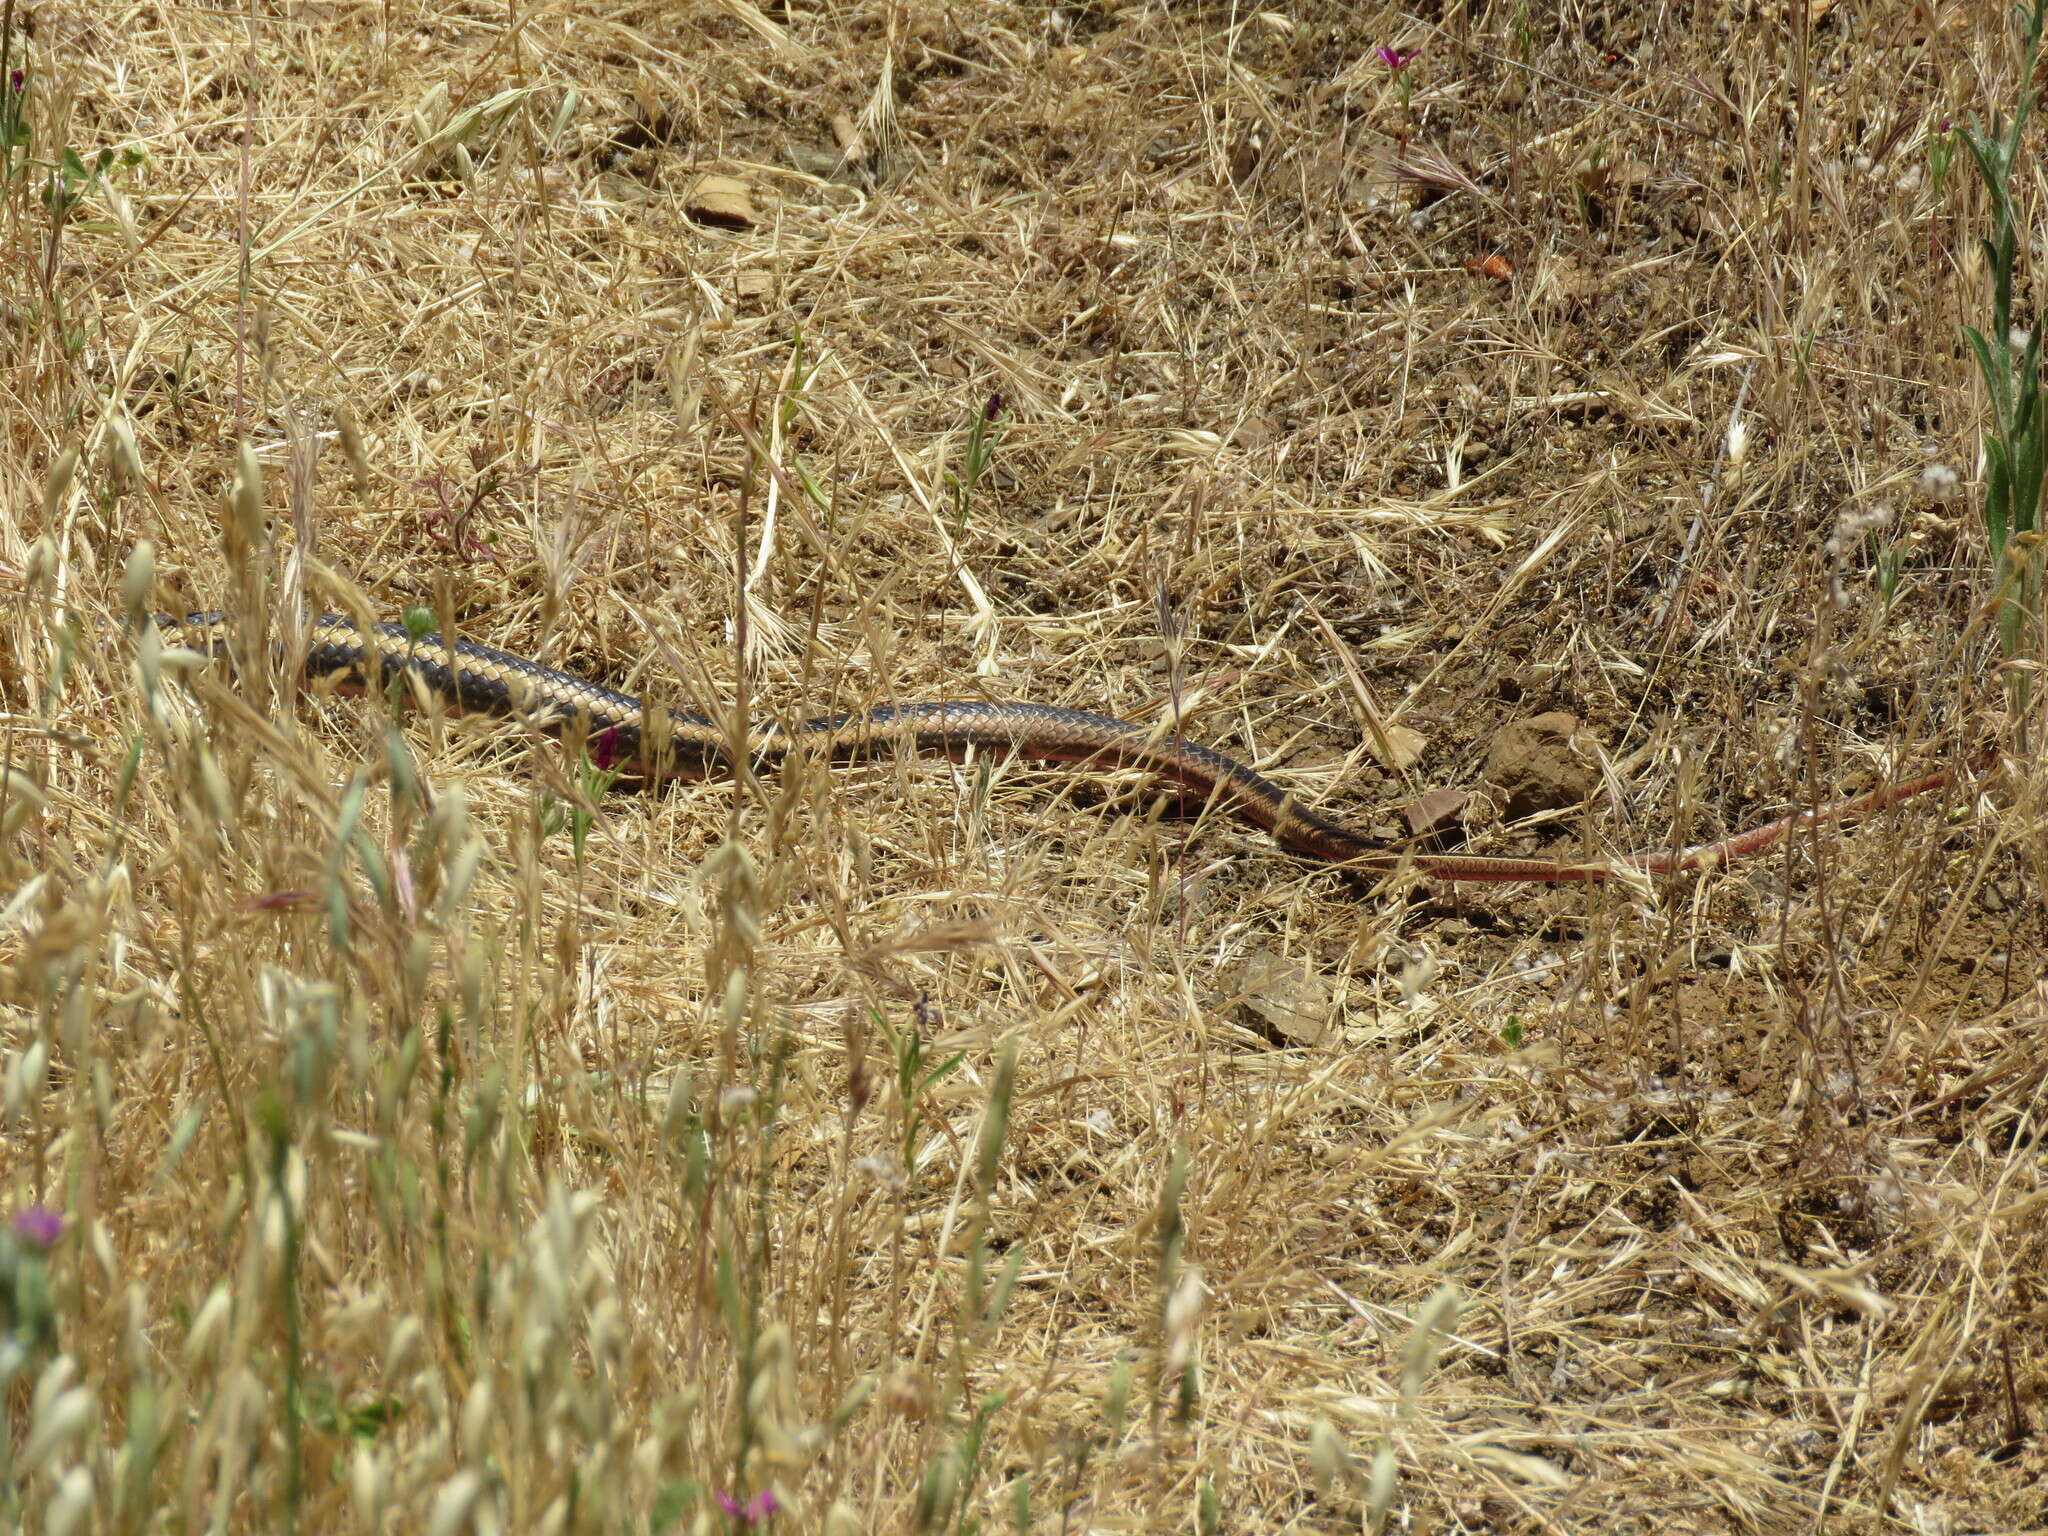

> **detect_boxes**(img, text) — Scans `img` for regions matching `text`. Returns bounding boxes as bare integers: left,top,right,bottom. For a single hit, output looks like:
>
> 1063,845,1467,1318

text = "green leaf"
1966,326,2011,429
1983,434,2015,556
915,1051,967,1098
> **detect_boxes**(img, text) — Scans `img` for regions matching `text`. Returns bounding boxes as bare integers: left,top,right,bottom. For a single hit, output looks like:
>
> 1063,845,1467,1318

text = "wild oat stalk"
1,2,28,189
947,393,1008,537
1365,1286,1461,1536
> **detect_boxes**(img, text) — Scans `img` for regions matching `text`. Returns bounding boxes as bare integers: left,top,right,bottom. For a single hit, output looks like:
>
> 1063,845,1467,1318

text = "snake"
159,611,1973,885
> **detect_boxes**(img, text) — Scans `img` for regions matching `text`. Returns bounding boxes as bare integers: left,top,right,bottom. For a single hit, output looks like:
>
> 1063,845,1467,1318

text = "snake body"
163,612,1969,885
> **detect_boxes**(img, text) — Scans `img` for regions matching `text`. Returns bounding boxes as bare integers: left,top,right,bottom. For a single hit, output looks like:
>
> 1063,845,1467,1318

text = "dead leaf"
1400,788,1468,839
685,174,756,230
1224,953,1335,1046
1463,1443,1573,1488
1372,723,1428,771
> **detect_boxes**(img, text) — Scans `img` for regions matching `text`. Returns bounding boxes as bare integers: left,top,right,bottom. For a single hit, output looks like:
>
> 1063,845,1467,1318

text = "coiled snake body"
163,612,1969,885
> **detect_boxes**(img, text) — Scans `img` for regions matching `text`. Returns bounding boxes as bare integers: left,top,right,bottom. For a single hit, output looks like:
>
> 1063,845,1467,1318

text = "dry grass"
2,0,2046,1530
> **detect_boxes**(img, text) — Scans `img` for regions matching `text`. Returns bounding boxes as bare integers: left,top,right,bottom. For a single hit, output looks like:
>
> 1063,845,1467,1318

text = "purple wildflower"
12,1207,64,1249
714,1488,780,1523
1375,46,1418,71
8,71,23,94
984,391,1005,422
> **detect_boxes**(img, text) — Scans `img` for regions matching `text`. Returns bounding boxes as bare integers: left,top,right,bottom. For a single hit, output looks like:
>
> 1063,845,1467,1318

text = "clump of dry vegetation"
2,0,2046,1530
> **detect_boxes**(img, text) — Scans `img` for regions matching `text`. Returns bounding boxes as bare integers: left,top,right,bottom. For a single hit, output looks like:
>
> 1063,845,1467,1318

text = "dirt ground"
3,0,2047,1531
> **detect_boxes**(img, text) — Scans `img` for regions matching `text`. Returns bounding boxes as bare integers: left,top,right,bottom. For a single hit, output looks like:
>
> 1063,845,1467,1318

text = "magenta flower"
715,1488,780,1524
12,1207,64,1249
1375,46,1418,71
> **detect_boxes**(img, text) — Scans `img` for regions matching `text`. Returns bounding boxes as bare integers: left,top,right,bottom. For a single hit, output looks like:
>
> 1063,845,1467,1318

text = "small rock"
1483,712,1594,820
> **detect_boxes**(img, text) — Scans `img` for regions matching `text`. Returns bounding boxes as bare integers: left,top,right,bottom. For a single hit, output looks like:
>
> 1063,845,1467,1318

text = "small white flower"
854,1153,905,1189
1826,504,1893,558
1919,462,1960,498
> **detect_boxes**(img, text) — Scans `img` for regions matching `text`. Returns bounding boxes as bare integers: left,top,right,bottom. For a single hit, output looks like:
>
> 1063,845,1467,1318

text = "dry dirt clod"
1483,712,1595,821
